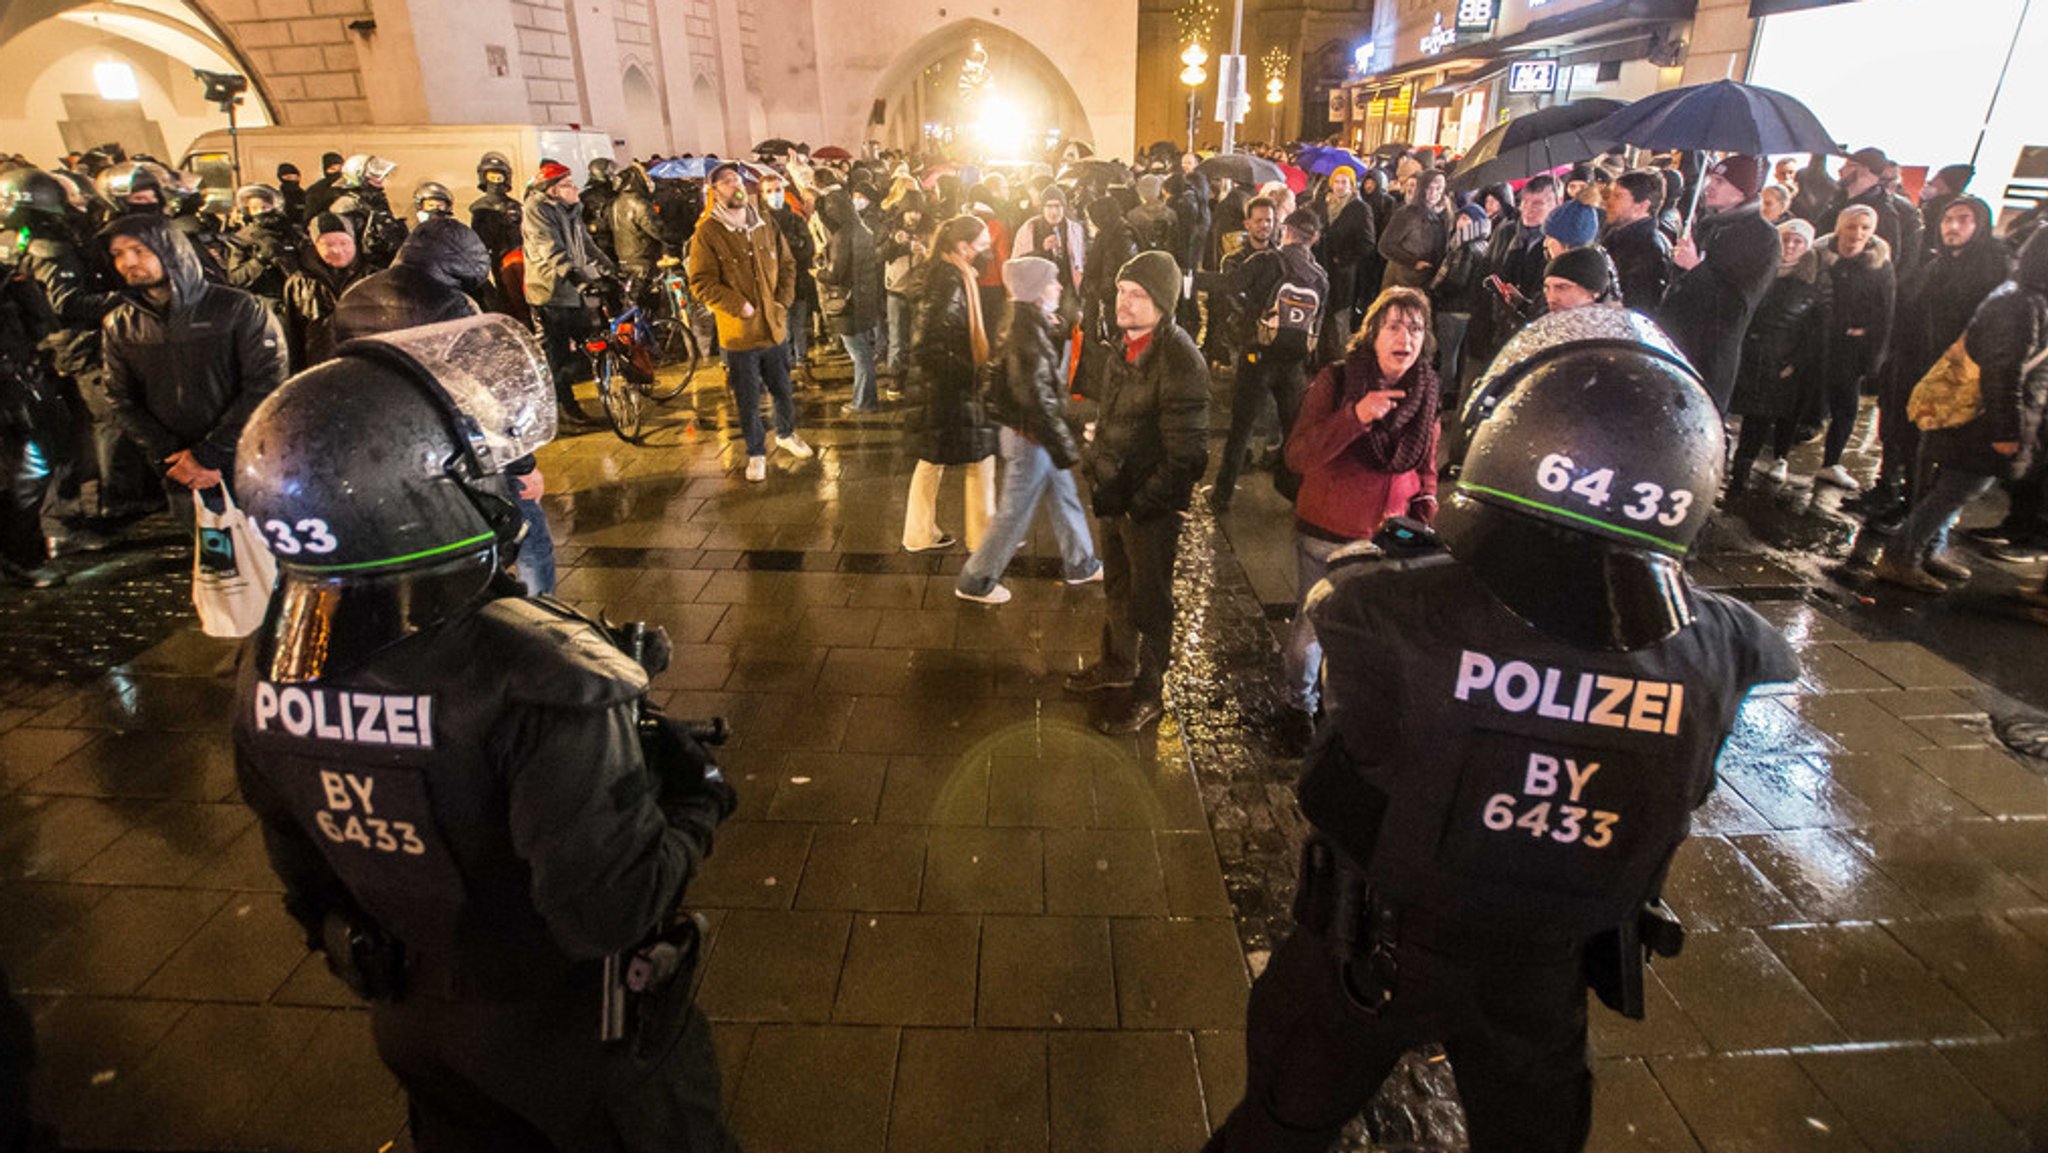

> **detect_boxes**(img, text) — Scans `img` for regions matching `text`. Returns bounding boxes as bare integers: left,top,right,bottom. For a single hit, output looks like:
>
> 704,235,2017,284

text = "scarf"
1340,343,1439,474
711,197,761,234
958,261,990,366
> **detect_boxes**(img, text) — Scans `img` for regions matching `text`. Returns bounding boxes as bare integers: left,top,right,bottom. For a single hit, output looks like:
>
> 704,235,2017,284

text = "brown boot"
1874,551,1947,593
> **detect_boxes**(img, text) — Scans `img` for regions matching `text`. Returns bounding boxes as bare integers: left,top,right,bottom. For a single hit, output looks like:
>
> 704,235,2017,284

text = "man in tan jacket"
687,162,811,480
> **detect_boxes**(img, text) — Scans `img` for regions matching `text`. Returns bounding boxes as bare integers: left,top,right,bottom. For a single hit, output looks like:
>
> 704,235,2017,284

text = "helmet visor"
263,553,498,683
1439,493,1697,652
340,314,556,469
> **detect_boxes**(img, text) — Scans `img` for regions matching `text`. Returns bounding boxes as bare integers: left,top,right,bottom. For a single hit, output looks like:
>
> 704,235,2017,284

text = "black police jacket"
19,230,120,378
233,596,723,1001
1301,560,1796,941
100,214,286,472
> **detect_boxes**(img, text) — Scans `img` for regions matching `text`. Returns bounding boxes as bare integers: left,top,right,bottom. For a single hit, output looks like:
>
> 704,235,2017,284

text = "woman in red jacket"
1282,286,1440,713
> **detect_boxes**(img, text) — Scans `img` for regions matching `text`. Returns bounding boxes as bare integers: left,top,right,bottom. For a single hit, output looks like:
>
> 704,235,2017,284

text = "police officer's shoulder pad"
474,599,649,707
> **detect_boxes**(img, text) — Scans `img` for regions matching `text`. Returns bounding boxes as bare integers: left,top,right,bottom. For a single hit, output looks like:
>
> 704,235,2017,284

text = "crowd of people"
3,127,2046,652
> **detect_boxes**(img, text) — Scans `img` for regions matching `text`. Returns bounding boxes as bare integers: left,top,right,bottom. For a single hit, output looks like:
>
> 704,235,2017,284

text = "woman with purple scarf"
1282,286,1441,715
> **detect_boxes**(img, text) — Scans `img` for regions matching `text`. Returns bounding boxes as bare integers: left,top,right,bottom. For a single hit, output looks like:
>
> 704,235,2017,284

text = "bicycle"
582,282,658,443
642,257,702,400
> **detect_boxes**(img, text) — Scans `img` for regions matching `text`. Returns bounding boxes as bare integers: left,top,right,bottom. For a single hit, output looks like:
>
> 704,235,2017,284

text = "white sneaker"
775,433,814,460
1062,562,1105,586
745,455,767,482
1815,464,1861,492
1761,458,1789,484
955,583,1013,605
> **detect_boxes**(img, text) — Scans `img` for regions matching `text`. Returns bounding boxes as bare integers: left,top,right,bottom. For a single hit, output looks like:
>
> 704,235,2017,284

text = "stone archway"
621,63,666,159
866,19,1095,157
0,0,281,164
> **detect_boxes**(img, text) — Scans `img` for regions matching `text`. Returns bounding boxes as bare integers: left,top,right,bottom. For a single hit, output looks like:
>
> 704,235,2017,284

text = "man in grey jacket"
523,160,612,423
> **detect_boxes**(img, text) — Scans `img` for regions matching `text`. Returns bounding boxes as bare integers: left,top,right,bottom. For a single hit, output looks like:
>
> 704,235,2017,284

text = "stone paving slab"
0,359,2043,1152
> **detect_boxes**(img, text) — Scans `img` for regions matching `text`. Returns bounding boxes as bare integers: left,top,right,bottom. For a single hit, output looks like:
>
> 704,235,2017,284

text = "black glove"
640,707,738,823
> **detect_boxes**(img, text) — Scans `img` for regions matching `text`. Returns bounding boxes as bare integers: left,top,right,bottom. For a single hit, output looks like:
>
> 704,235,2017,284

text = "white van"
180,124,618,209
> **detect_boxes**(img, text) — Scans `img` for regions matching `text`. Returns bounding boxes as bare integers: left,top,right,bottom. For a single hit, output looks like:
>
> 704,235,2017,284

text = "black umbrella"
753,137,799,156
1197,153,1285,188
1058,158,1133,189
1581,80,1837,156
1448,98,1626,192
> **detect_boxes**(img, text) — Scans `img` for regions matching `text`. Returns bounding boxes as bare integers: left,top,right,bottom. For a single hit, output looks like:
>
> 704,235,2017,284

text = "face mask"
971,249,993,274
767,191,786,210
853,196,870,213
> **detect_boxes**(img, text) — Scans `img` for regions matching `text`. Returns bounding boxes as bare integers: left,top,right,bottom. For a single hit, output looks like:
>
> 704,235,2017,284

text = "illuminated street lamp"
1261,45,1287,145
1181,40,1208,151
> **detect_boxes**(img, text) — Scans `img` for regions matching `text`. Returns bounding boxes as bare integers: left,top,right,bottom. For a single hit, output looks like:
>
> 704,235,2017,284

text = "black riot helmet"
236,314,557,683
1438,309,1723,652
412,180,455,216
0,168,72,229
477,151,513,192
586,157,617,187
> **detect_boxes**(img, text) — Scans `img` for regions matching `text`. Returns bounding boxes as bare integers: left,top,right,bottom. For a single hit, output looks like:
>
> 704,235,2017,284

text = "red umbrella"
812,145,852,161
919,163,959,190
1278,162,1309,194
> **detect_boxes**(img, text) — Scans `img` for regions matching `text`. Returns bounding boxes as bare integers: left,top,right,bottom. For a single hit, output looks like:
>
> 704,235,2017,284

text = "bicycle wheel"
643,318,694,400
597,350,645,443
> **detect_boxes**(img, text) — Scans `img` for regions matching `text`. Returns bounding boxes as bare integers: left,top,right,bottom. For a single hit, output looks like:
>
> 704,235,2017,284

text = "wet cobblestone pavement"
1,355,2045,1152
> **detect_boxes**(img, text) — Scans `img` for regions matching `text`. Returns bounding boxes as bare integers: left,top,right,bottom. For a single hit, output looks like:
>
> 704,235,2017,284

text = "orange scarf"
958,262,990,367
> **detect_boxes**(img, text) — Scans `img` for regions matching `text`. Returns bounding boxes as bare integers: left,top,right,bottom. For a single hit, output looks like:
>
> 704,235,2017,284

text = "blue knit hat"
1543,196,1600,248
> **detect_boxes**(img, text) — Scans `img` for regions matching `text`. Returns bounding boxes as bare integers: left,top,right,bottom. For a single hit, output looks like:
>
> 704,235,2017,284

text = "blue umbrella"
1297,145,1370,177
647,157,712,181
1582,80,1837,157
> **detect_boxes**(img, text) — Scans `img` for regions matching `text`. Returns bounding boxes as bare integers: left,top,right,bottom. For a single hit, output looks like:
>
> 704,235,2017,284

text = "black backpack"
1259,279,1322,358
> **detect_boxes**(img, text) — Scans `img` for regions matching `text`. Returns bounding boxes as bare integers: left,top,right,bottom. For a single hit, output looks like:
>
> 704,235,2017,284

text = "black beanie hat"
1117,250,1181,319
1545,246,1613,298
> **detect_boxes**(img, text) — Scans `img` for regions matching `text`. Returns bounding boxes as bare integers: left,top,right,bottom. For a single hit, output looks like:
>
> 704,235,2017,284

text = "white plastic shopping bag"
192,486,278,638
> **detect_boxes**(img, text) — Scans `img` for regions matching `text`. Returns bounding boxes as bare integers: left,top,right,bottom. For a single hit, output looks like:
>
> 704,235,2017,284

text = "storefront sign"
1386,86,1413,122
1351,86,1373,118
1507,59,1558,93
1420,13,1458,55
1457,0,1498,31
1329,88,1348,118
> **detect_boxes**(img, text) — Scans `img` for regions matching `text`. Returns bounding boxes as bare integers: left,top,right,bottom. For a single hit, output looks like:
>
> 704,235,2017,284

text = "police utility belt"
1291,832,1684,1021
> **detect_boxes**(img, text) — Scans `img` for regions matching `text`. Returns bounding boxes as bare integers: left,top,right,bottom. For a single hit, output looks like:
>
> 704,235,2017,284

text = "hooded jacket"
686,195,796,352
1937,237,2048,478
99,213,285,473
1084,308,1209,520
329,217,489,346
1893,196,2011,387
815,188,884,337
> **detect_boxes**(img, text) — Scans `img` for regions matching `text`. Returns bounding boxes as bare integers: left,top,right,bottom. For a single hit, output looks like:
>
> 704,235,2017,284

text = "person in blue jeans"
816,187,885,413
958,257,1100,604
687,162,812,481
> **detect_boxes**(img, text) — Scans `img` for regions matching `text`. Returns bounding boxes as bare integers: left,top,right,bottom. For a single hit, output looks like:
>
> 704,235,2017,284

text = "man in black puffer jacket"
1069,250,1209,734
100,213,285,508
330,216,491,344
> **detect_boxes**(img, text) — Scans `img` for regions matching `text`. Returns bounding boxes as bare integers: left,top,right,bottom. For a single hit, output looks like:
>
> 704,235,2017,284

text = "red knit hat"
1707,154,1761,200
535,160,573,190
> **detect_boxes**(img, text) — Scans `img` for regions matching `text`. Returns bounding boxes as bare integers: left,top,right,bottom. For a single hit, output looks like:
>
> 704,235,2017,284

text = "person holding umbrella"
1663,155,1780,411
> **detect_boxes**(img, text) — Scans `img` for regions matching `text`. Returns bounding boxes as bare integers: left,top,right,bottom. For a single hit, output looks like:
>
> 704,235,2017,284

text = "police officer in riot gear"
333,154,408,270
413,180,457,224
583,157,620,260
1205,310,1798,1153
469,152,526,318
231,314,739,1151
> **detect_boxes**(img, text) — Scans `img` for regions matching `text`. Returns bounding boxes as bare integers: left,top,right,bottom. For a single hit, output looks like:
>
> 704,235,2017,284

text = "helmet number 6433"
1535,454,1692,528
